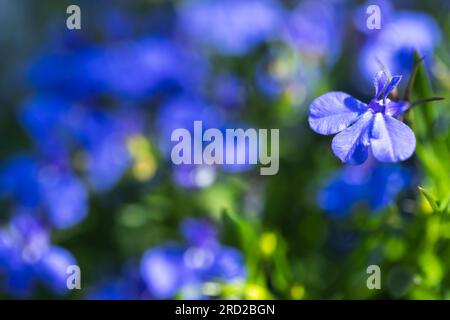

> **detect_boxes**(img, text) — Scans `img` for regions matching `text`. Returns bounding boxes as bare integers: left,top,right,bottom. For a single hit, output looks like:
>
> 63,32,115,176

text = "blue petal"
318,168,367,216
0,156,41,207
309,92,368,135
385,101,410,117
374,71,388,98
42,173,88,229
331,112,374,163
140,245,185,299
370,114,416,162
212,247,246,281
368,165,411,210
382,75,402,100
35,246,77,294
180,219,218,249
6,264,35,298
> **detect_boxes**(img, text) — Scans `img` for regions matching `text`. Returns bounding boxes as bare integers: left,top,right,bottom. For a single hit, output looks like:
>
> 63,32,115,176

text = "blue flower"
0,155,88,229
359,11,440,82
309,71,415,164
68,106,143,192
28,37,205,100
177,0,283,55
21,96,143,192
181,218,218,249
140,219,246,299
284,0,342,63
318,161,412,216
156,95,223,188
0,213,76,297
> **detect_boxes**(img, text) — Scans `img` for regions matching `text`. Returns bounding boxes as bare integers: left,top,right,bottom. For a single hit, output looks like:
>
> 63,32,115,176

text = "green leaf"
418,186,440,213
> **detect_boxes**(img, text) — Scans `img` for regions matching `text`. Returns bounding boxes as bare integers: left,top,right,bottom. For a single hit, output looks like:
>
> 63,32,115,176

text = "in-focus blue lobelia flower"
0,212,77,297
309,70,416,164
359,11,441,82
0,155,88,229
318,160,412,216
140,219,246,299
177,0,283,56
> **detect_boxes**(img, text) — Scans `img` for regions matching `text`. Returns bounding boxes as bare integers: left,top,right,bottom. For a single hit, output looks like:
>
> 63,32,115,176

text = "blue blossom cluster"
140,219,246,299
0,0,445,299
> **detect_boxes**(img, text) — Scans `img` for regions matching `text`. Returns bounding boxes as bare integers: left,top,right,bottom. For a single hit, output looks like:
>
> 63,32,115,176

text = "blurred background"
0,0,449,299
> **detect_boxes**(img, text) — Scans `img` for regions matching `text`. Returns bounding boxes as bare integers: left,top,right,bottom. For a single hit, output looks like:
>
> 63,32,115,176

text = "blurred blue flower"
359,11,441,82
140,219,246,299
0,212,76,297
0,155,88,229
21,96,143,193
284,0,342,63
181,218,218,249
157,95,223,153
28,37,205,99
20,95,72,159
309,70,415,164
157,95,223,188
177,0,283,55
67,106,143,192
319,161,411,216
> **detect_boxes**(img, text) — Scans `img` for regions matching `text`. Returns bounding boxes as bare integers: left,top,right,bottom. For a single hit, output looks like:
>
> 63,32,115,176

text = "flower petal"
140,246,185,299
374,71,388,98
382,75,402,100
331,111,373,163
370,113,416,162
385,100,410,117
309,92,367,135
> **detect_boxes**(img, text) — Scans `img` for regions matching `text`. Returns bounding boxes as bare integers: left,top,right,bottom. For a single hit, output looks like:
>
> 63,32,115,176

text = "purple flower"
319,161,412,216
140,219,246,299
0,213,76,297
359,11,440,82
309,71,415,164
